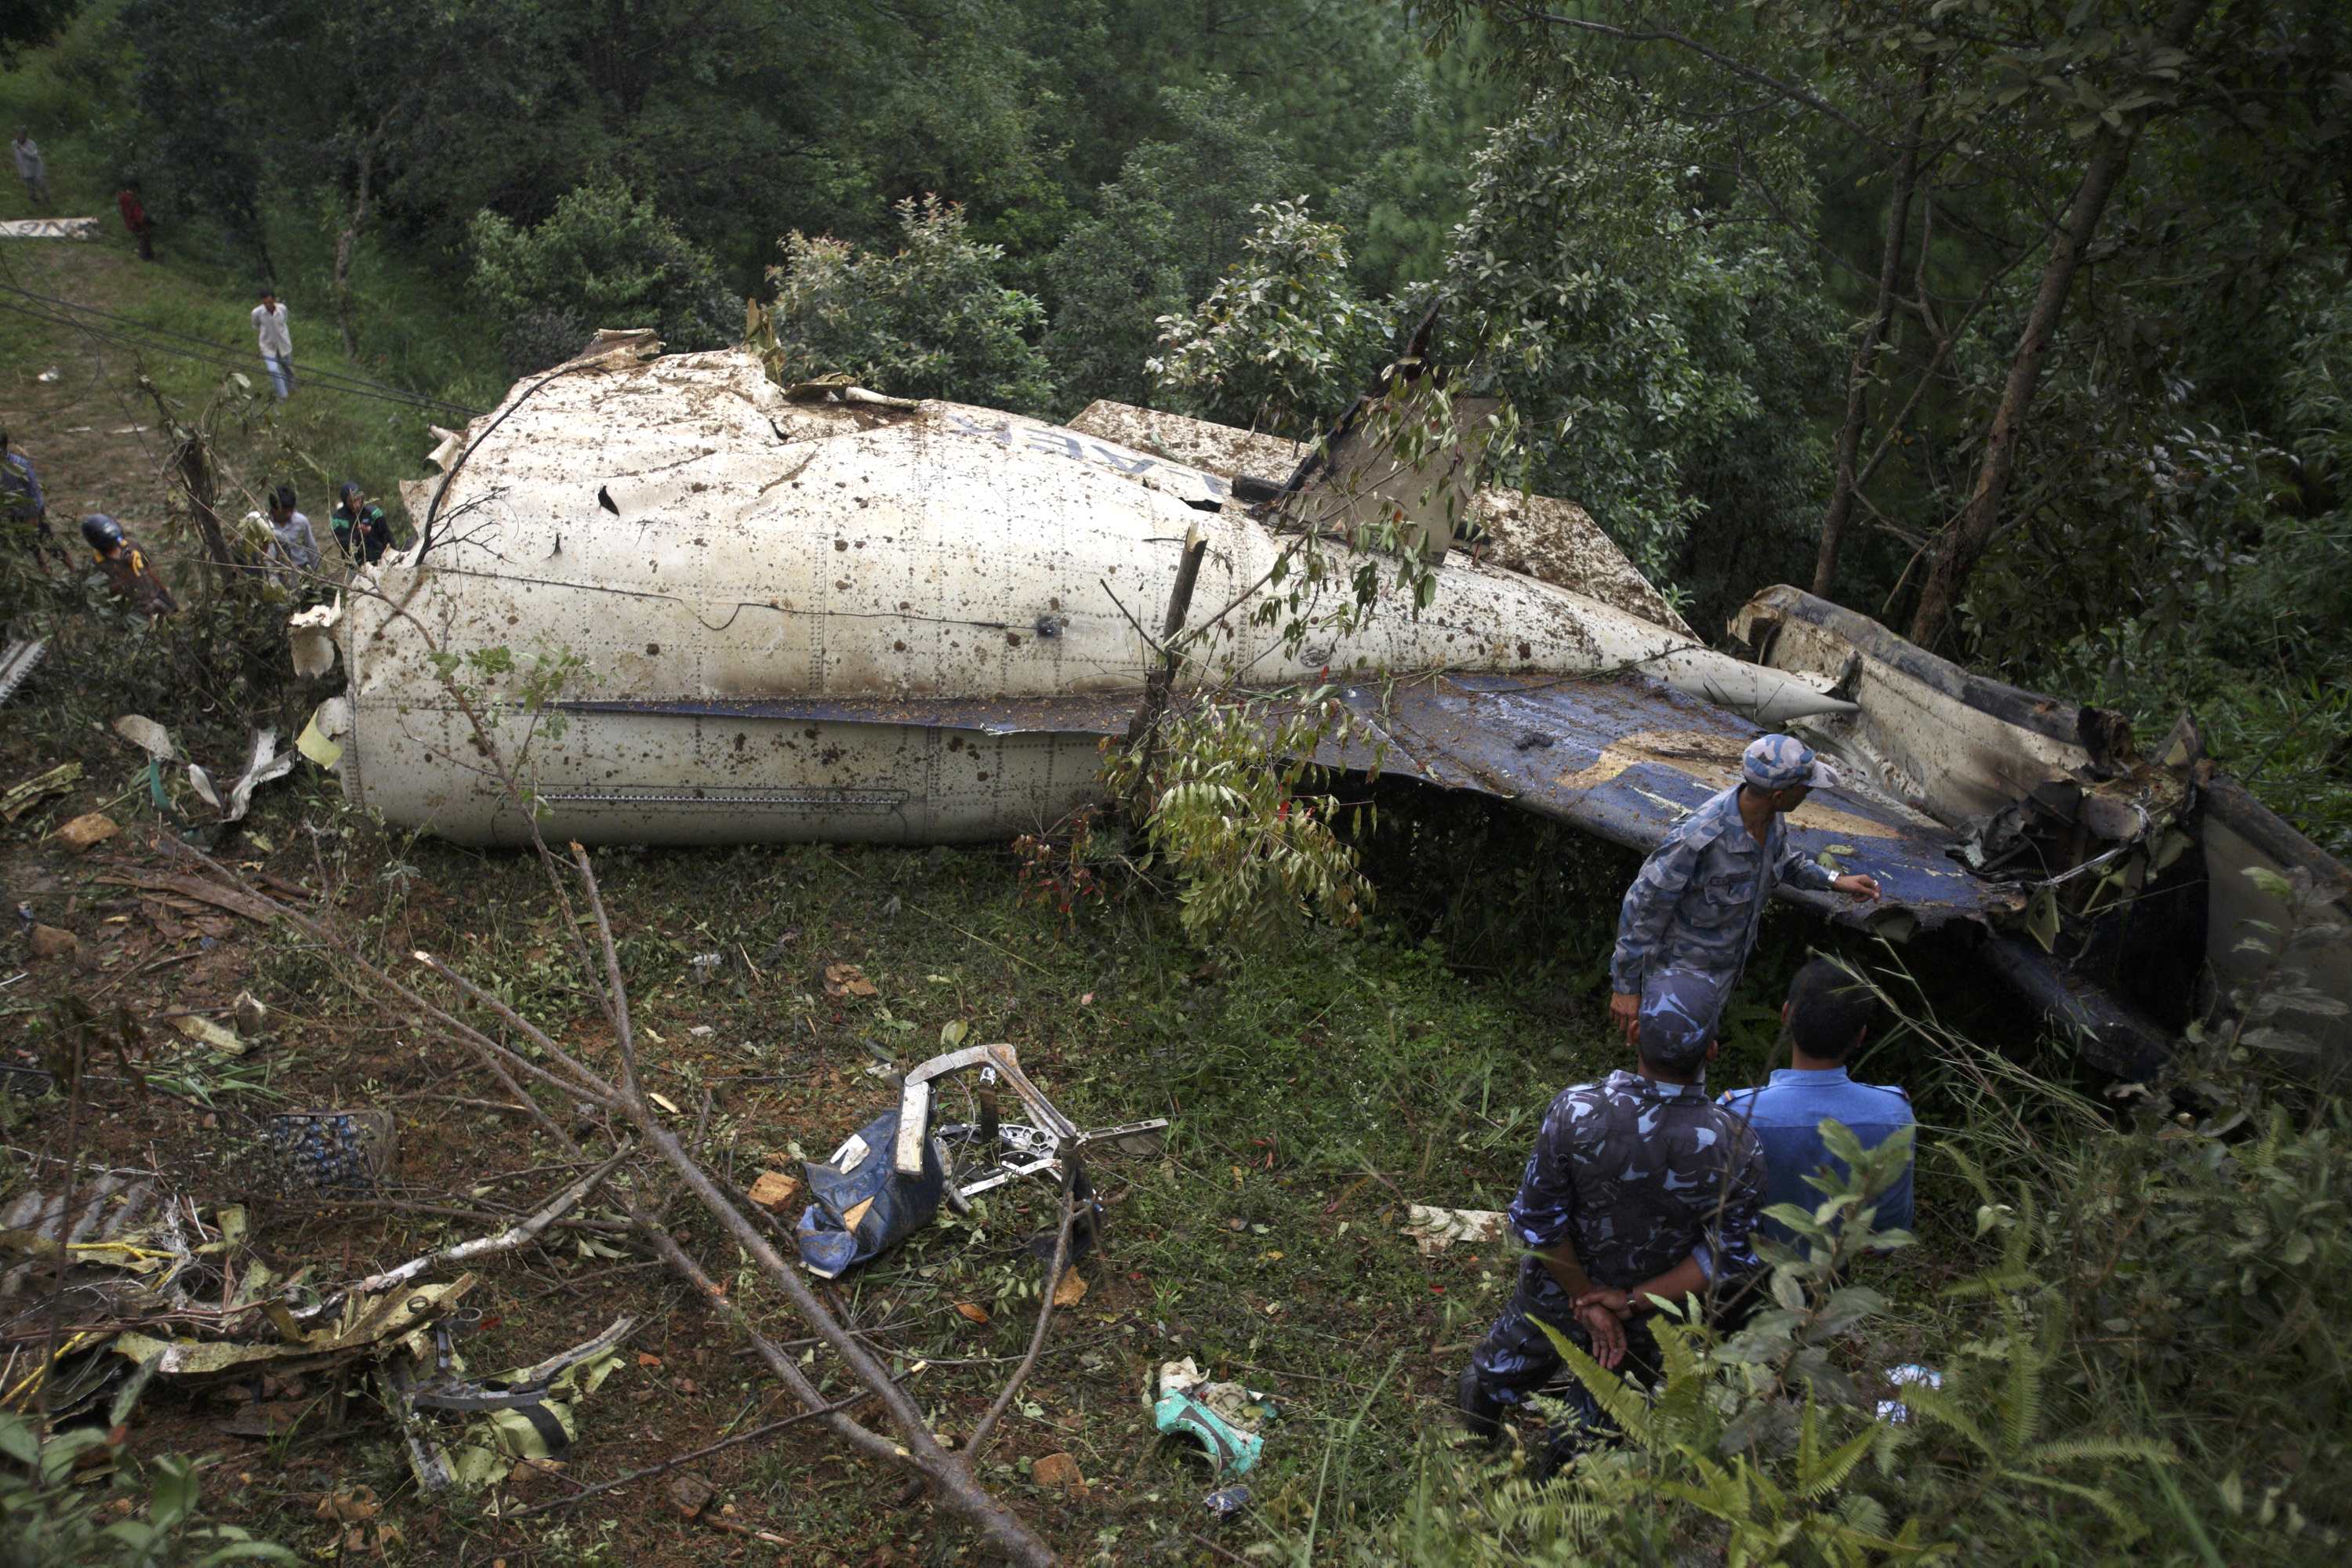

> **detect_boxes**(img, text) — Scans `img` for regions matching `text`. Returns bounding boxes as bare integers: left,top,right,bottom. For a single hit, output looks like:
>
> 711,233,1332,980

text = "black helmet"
81,514,125,552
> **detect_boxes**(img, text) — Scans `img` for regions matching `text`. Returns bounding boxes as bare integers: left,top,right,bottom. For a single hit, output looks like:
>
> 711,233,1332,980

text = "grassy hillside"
2,31,503,541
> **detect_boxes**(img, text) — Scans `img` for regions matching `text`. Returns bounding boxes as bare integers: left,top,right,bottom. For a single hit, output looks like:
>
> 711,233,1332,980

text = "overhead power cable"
0,281,482,420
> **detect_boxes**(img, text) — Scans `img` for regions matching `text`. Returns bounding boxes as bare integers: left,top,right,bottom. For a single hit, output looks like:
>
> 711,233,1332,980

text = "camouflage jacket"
1609,782,1835,996
1508,1069,1765,1289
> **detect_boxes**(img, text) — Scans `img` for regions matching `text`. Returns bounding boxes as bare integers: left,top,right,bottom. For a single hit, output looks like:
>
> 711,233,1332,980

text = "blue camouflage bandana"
1741,734,1838,793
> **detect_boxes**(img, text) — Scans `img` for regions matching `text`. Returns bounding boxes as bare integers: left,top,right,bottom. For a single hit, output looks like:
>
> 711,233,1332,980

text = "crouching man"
82,514,178,619
1459,967,1764,1465
1719,957,1915,1256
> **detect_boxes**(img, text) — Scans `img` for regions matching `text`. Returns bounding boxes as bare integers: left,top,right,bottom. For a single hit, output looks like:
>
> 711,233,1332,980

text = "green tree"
1435,86,1836,585
469,182,739,374
1040,82,1305,413
1150,198,1389,437
754,194,1057,412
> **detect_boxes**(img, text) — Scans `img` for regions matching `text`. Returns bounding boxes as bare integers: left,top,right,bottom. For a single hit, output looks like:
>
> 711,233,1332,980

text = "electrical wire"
0,296,463,421
0,280,477,415
0,282,481,419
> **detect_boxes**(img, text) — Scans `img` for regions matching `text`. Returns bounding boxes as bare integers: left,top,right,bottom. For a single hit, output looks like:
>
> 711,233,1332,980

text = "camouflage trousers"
1466,1259,1664,1451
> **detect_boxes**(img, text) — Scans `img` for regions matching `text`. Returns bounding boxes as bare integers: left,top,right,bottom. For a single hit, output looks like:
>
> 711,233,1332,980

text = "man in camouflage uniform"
1458,967,1766,1461
1607,734,1883,1044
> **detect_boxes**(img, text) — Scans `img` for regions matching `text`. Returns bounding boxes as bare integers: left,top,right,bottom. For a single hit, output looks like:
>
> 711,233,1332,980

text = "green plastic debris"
1154,1358,1271,1476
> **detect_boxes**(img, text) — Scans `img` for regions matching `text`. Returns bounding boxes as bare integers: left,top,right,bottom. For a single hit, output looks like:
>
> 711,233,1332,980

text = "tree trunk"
332,129,381,361
1813,80,1931,599
1906,0,2210,647
138,378,238,589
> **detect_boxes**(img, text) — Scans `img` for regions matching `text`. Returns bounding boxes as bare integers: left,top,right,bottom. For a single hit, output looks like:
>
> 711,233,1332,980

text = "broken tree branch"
963,1145,1080,1471
340,1145,635,1298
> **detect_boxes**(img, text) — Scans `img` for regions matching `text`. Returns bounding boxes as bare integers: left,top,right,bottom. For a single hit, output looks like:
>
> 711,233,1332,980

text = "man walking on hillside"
12,129,49,209
1608,735,1883,1044
252,289,295,400
1458,967,1765,1466
117,184,154,261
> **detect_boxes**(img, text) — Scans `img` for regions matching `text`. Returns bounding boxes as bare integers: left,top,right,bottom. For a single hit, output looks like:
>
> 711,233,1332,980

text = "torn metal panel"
1734,586,2350,1057
1067,398,1692,634
1320,672,2017,934
1730,585,2132,825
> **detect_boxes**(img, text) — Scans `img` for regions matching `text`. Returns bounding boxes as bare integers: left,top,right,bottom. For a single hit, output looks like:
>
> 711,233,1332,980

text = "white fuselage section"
343,347,1842,844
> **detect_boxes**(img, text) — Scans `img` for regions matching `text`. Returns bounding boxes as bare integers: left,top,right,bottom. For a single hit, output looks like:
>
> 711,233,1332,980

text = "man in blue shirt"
1608,734,1883,1044
1458,967,1764,1464
1719,957,1915,1253
2,428,60,573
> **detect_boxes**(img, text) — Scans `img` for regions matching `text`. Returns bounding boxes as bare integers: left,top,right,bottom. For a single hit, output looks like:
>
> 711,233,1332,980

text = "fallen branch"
964,1148,1080,1470
341,1145,634,1297
156,804,1058,1563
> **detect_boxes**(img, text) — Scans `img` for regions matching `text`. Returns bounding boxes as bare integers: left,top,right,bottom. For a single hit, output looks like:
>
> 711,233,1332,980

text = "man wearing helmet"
1606,734,1883,1045
81,514,179,619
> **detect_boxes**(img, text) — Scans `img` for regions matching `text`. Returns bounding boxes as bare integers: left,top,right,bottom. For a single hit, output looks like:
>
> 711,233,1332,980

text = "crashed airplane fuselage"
307,334,2348,1073
336,337,1853,848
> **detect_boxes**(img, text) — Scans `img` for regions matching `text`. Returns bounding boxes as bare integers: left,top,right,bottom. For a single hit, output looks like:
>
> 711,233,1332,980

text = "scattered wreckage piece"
111,1275,477,1380
1733,586,2352,1069
1399,1205,1510,1257
390,1312,633,1492
188,728,297,823
1155,1358,1272,1476
1,761,78,825
793,1041,1165,1276
0,1170,196,1316
0,637,45,708
263,1109,397,1196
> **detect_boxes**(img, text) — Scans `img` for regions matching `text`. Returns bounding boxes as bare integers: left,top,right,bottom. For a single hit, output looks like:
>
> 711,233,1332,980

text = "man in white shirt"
252,289,295,401
13,129,49,209
266,485,321,586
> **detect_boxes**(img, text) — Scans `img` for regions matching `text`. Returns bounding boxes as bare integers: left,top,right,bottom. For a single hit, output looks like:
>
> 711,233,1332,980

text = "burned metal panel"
1322,672,2020,935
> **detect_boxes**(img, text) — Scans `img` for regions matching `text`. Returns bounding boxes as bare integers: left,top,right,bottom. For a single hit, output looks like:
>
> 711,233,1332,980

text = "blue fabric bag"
794,1108,946,1278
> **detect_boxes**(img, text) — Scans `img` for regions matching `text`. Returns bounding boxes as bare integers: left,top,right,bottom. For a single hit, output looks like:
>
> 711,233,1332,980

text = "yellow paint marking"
1551,729,1744,795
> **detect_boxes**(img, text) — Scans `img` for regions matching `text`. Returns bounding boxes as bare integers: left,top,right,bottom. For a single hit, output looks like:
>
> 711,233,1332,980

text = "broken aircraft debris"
299,333,2347,1070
